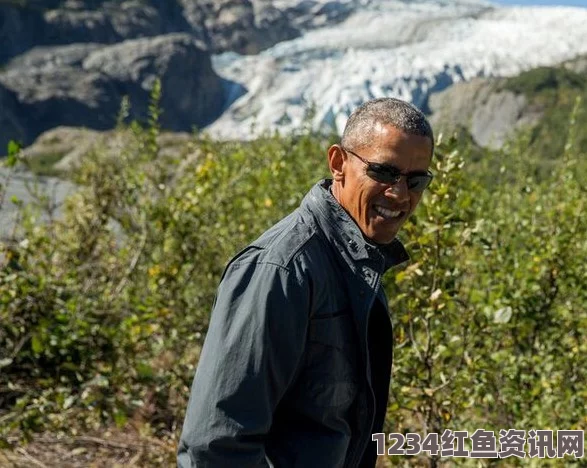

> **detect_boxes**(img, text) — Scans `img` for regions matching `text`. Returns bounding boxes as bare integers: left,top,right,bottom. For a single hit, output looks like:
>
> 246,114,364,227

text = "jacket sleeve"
177,257,311,467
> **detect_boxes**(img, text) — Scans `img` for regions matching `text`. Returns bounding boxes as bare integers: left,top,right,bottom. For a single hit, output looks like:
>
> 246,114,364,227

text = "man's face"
330,123,433,245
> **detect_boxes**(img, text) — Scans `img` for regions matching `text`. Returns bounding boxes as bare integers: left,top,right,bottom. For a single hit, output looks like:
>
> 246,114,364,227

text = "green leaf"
5,153,17,168
31,335,43,354
114,410,127,428
136,362,154,380
8,140,20,157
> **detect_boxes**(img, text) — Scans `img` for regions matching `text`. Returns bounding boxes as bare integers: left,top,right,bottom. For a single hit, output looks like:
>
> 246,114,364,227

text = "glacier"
206,0,587,139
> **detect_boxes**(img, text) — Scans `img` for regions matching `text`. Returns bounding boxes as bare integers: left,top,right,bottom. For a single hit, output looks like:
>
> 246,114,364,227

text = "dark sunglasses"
341,147,433,193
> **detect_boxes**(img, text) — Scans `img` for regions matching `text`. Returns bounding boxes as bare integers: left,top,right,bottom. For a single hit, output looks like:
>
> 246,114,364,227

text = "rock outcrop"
0,82,26,147
17,126,193,173
0,0,357,149
0,1,160,64
0,0,357,65
0,34,229,149
178,0,355,54
428,78,543,149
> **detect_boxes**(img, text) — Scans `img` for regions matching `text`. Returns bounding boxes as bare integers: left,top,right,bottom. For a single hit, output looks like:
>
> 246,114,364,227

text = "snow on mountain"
206,0,587,139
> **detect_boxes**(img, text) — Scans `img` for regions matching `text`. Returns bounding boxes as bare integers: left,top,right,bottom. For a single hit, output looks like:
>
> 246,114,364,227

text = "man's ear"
328,144,347,182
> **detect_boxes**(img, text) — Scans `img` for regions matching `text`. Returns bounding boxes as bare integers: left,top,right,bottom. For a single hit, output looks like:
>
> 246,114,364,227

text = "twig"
127,449,143,467
0,450,15,468
0,411,17,425
112,212,148,297
15,448,48,468
9,333,31,360
77,435,170,451
407,315,424,363
34,434,170,451
74,436,144,449
33,435,141,450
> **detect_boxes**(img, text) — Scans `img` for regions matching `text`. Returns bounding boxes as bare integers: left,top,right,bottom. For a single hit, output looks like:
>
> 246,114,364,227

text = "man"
178,97,434,467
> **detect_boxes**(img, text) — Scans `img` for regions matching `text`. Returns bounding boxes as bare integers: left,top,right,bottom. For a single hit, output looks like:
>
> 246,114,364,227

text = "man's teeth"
373,205,402,219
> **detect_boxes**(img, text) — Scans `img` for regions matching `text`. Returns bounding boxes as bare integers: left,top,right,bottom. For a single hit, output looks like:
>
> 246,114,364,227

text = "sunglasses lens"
367,168,401,185
362,156,433,192
407,175,432,192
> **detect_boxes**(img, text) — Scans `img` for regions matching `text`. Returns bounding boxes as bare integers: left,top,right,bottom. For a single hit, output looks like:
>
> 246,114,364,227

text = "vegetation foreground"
1,90,586,465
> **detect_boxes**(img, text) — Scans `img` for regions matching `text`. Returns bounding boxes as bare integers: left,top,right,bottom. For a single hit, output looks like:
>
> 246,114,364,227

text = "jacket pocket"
300,312,359,409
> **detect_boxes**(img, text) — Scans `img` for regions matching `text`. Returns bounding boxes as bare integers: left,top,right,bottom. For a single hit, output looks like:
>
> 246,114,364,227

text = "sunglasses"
342,147,433,193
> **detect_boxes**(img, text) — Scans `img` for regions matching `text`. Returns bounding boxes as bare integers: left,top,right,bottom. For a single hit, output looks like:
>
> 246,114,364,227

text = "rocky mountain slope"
0,0,356,149
429,54,587,148
429,78,537,149
0,0,355,62
206,1,587,140
0,34,230,148
3,57,585,243
2,0,587,151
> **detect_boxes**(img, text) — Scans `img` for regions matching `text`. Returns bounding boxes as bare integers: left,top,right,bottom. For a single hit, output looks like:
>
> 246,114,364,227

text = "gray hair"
341,97,434,153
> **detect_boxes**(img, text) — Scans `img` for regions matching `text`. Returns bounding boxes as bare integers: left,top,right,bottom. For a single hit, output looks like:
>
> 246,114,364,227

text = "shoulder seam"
232,231,319,272
283,229,317,266
230,260,291,273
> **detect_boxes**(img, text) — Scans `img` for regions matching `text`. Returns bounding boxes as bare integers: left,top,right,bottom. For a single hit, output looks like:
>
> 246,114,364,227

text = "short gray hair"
341,97,434,154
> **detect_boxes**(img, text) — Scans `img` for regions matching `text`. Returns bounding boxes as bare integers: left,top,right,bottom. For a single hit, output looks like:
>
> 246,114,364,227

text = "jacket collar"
301,179,409,275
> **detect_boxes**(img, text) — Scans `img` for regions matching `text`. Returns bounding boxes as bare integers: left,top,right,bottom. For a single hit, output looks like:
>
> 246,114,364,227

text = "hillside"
206,1,587,139
429,54,587,148
3,0,587,150
2,2,587,466
1,94,585,466
0,0,355,62
8,56,586,182
0,0,356,149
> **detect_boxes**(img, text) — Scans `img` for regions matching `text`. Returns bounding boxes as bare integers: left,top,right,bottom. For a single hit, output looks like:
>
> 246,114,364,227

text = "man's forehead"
367,122,429,145
351,121,398,149
365,124,433,163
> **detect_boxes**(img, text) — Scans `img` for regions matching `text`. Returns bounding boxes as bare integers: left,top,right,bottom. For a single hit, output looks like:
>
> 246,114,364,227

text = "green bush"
499,65,587,168
0,105,333,441
0,94,585,467
503,66,586,97
384,99,586,465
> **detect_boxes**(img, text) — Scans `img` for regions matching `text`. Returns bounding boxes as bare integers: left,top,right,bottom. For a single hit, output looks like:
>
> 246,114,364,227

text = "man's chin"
365,219,404,245
366,228,400,246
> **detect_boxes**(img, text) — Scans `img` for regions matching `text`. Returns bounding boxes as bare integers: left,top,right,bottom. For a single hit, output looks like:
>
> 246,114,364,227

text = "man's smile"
372,204,405,221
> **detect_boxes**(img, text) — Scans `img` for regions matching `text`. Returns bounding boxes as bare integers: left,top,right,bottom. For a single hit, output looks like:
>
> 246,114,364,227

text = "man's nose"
383,177,410,203
385,175,410,201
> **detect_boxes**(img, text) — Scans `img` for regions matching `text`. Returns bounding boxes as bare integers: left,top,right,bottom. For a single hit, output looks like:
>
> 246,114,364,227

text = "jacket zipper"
345,263,384,467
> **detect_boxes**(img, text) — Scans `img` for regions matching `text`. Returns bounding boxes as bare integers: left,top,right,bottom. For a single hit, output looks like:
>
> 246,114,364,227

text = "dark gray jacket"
177,179,409,468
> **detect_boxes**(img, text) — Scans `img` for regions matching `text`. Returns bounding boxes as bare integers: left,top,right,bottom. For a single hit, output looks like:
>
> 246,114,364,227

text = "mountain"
3,57,585,241
206,0,587,140
429,54,587,148
0,34,228,150
1,0,587,150
0,0,356,63
0,0,357,149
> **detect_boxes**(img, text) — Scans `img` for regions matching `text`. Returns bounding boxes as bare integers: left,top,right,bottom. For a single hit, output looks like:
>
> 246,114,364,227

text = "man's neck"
330,181,341,204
